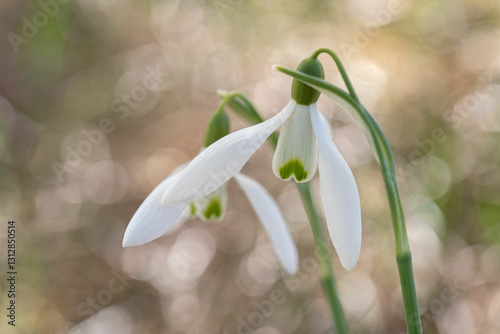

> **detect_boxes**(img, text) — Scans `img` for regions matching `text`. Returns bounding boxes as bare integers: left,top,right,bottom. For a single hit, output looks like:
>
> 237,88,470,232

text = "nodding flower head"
140,55,361,271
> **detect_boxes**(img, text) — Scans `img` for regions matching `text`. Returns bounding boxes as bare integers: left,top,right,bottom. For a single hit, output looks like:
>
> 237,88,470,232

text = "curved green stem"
274,65,422,334
311,48,360,102
218,90,264,124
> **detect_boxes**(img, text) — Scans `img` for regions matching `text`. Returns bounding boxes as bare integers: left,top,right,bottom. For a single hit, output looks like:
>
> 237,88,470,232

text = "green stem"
311,48,360,102
220,90,280,145
297,182,350,334
223,93,349,334
274,64,422,334
314,49,421,332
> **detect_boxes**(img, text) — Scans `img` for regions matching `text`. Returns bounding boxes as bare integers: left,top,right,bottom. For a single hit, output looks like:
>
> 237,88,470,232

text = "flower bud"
204,108,230,147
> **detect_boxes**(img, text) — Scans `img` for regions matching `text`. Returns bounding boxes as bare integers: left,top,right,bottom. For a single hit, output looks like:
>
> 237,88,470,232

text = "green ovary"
203,198,222,220
279,159,308,181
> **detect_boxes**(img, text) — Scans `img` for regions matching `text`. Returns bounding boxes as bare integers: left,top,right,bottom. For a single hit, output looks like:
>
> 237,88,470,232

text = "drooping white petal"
272,103,318,183
234,173,298,274
162,101,296,205
194,184,228,222
310,106,362,271
123,175,189,247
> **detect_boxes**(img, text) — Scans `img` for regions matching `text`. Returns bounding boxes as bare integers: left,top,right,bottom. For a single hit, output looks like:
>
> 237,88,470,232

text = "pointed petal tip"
281,242,299,275
285,261,299,275
121,233,139,248
122,227,152,248
122,234,130,247
272,64,280,72
122,239,133,248
234,173,299,275
340,257,358,271
335,238,361,271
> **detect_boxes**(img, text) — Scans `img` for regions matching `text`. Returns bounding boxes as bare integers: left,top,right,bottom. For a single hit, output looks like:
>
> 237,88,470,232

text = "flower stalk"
274,48,423,334
296,182,350,334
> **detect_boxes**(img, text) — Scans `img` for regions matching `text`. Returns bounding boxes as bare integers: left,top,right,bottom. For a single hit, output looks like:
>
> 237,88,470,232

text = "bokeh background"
1,0,500,333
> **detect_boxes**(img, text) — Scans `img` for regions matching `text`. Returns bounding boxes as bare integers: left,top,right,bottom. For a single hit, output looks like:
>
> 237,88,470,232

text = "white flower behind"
123,168,298,275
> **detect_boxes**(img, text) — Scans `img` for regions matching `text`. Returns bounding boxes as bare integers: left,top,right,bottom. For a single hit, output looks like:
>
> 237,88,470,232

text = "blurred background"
1,0,500,333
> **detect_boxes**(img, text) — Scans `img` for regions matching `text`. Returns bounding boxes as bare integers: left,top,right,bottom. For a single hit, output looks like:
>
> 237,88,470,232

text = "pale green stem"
296,182,350,334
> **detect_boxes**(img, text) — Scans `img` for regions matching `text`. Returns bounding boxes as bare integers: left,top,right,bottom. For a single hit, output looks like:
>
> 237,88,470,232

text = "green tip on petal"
202,198,223,220
189,202,197,217
279,159,308,182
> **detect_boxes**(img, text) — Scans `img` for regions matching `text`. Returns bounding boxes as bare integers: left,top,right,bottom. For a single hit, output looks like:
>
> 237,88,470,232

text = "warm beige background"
1,0,500,333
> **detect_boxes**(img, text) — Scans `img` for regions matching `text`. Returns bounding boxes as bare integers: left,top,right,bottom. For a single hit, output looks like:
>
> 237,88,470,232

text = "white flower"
160,99,361,271
122,168,298,275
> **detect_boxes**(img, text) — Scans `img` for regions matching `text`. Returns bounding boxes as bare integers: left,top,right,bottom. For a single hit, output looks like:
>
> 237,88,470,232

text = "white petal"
123,175,189,247
234,173,298,274
162,101,296,205
310,106,362,271
319,112,332,138
272,103,318,183
194,184,228,222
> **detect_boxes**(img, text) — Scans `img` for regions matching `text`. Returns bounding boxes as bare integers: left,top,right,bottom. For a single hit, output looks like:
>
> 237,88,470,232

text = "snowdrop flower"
123,169,298,274
123,109,298,275
161,56,361,270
